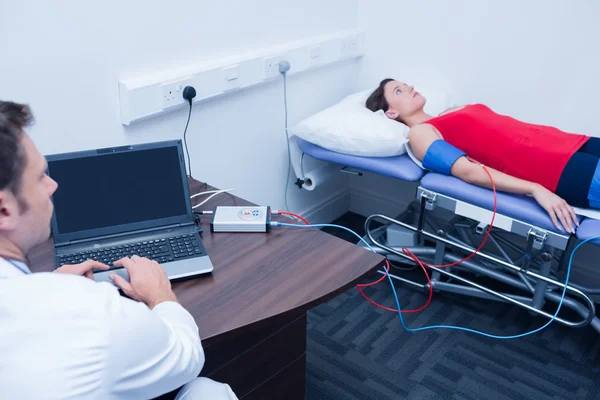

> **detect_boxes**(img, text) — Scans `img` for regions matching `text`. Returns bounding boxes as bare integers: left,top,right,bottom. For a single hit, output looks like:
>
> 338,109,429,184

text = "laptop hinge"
58,223,190,247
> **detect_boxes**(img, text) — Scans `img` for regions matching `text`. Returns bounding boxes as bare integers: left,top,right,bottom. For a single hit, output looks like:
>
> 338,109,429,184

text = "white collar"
0,257,31,278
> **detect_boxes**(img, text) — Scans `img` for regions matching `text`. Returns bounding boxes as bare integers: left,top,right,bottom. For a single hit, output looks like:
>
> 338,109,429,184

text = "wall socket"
162,82,186,108
264,55,286,79
340,38,358,55
119,29,366,125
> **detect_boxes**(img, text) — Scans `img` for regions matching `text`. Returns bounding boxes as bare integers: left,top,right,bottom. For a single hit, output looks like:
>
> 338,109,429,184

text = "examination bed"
295,136,600,334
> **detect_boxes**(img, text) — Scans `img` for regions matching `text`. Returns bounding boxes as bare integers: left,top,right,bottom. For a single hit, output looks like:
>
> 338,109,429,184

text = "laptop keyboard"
57,233,204,268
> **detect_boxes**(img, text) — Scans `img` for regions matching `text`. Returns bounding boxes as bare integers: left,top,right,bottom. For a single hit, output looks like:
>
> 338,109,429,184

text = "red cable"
279,210,434,313
355,165,497,313
283,167,496,315
278,209,435,313
356,258,433,313
279,211,310,225
412,165,496,269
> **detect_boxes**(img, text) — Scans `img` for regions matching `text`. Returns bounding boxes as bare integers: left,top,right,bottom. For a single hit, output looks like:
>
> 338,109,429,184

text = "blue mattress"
298,137,590,236
576,219,600,245
296,137,425,182
421,173,579,234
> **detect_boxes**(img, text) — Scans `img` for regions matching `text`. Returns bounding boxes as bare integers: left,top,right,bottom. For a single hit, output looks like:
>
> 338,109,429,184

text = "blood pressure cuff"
422,139,466,175
588,160,600,208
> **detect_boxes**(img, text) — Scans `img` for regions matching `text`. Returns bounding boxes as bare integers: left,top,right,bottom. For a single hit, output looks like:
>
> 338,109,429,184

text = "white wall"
352,0,600,216
0,0,359,218
6,1,598,221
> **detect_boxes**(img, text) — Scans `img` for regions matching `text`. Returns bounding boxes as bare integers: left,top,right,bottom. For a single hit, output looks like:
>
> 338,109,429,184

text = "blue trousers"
556,137,600,208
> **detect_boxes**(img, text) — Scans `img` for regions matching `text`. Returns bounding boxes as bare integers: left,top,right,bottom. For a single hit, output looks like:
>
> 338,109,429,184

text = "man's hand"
109,256,178,309
54,260,110,280
531,185,579,233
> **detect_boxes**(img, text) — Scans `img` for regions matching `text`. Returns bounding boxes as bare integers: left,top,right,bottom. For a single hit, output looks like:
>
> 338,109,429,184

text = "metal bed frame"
362,186,599,333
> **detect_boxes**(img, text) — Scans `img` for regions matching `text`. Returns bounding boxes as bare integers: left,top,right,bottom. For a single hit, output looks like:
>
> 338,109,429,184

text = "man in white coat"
0,100,237,400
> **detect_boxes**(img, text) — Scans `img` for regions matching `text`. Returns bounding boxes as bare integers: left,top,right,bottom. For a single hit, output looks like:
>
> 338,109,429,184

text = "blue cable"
282,72,292,212
276,222,378,252
275,221,598,339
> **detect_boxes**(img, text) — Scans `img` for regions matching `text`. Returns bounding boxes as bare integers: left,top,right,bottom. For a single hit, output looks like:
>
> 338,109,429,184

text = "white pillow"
289,86,453,158
405,141,424,168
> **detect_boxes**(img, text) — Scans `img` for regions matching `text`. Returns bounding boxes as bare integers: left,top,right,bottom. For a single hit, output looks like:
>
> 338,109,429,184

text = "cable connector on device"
272,210,310,225
193,210,213,215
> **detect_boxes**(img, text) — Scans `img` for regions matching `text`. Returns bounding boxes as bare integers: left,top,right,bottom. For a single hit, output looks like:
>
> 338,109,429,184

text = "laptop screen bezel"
46,140,194,245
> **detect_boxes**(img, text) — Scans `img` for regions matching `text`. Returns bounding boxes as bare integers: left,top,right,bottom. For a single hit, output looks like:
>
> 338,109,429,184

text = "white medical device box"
210,206,271,233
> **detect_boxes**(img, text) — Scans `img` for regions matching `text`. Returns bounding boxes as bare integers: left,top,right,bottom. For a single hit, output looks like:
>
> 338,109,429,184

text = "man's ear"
0,193,18,232
385,110,398,120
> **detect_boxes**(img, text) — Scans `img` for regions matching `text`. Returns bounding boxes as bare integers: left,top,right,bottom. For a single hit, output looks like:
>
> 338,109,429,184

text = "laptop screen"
47,141,193,244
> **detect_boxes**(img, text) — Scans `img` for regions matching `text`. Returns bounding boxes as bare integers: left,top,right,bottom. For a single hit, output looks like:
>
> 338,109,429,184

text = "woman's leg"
577,137,600,157
556,152,599,208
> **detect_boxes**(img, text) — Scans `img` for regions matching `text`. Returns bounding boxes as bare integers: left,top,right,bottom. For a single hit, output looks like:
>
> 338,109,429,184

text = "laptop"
46,140,214,284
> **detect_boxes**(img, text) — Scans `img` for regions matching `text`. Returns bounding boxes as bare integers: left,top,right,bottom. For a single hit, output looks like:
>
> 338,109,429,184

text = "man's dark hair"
365,78,395,113
0,101,34,197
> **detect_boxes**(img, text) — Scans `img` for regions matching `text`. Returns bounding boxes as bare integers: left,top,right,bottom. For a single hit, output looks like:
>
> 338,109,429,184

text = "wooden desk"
27,178,385,399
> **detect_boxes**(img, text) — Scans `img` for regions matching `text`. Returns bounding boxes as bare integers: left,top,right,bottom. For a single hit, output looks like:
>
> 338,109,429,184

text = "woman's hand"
531,185,579,233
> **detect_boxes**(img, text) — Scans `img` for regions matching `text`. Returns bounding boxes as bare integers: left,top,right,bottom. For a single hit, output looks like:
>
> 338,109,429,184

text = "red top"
425,104,590,192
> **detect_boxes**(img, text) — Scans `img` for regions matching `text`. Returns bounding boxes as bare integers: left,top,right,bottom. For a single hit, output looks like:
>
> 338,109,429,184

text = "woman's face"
383,80,426,121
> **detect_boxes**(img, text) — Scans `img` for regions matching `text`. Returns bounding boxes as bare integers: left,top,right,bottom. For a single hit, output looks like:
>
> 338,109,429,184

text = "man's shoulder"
8,270,111,290
1,272,121,315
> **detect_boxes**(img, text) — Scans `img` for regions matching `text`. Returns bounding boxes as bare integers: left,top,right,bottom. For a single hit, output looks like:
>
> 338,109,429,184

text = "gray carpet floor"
305,213,600,400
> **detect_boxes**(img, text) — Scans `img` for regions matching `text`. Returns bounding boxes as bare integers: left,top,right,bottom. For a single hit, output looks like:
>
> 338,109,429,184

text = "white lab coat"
0,257,237,400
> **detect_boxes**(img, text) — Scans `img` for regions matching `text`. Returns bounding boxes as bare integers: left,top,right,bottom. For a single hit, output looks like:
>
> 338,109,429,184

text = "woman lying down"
365,78,598,234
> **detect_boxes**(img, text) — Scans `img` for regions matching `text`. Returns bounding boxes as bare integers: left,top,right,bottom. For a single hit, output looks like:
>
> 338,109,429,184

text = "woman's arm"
450,158,577,232
408,125,578,233
451,157,536,195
